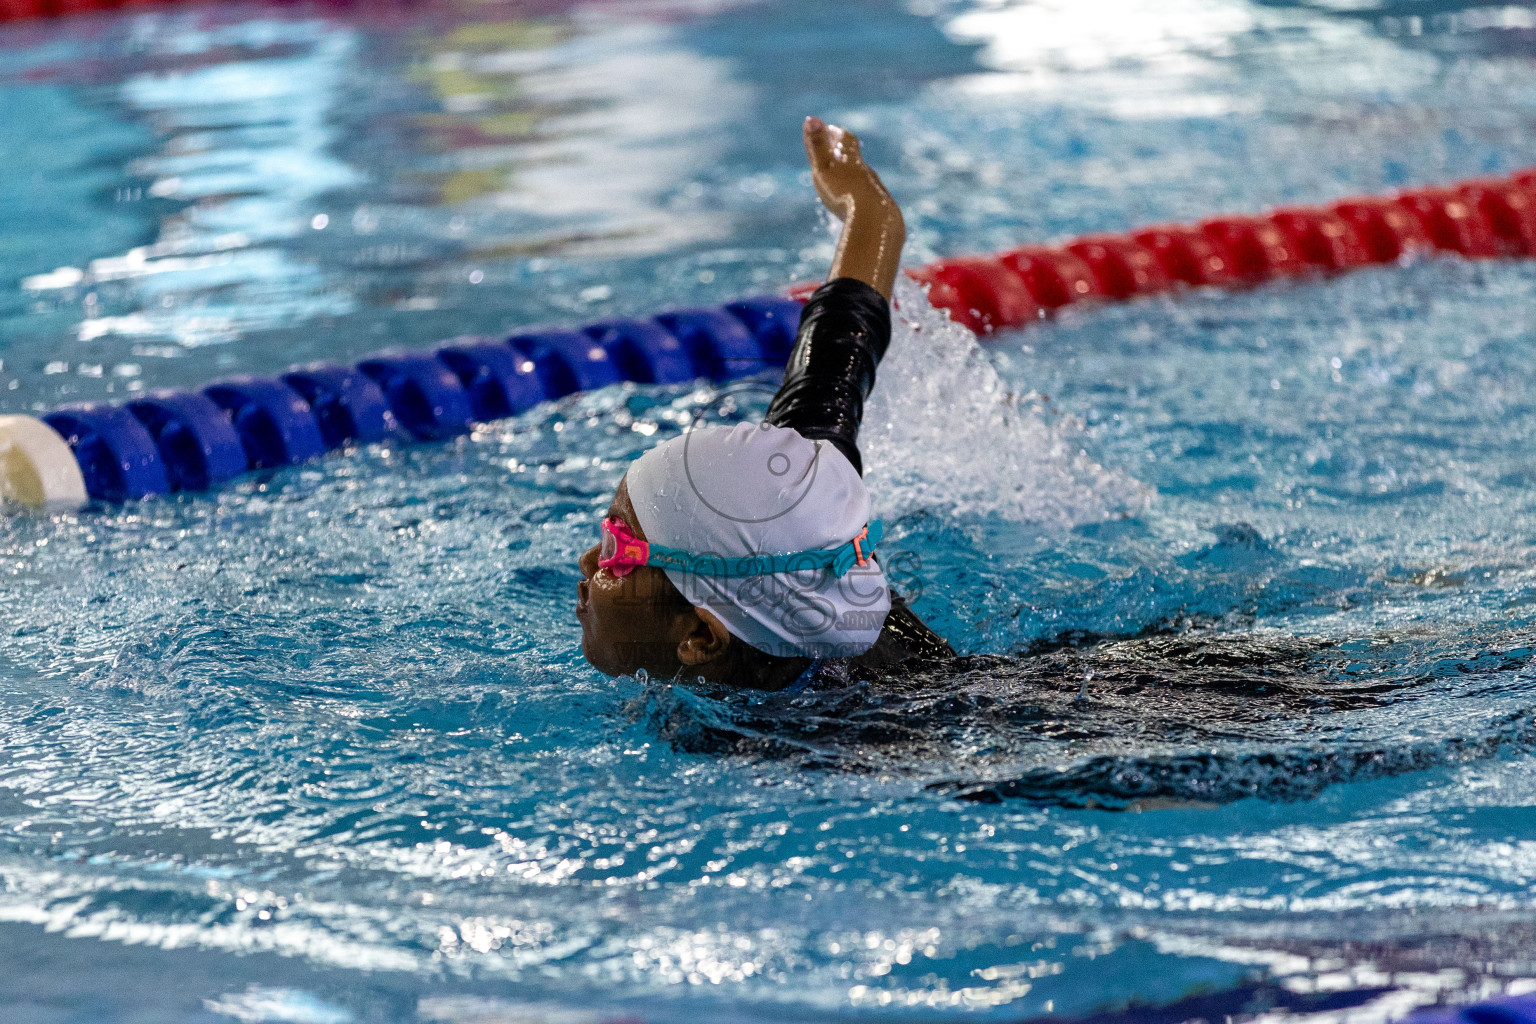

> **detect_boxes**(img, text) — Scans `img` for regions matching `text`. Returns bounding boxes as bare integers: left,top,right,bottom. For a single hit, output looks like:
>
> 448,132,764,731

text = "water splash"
861,276,1149,526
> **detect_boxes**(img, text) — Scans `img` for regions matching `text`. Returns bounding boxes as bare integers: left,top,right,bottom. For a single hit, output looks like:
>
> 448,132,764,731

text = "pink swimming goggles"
598,516,881,579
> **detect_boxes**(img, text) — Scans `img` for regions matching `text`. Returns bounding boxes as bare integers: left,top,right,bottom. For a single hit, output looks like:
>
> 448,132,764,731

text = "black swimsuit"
764,278,954,671
765,277,891,476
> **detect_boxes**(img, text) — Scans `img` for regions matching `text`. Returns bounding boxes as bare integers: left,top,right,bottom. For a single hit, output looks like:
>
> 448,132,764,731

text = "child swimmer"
574,139,1534,802
576,117,952,690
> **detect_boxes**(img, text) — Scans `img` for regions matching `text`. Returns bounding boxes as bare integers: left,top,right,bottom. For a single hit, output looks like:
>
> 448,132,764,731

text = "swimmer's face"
576,477,731,677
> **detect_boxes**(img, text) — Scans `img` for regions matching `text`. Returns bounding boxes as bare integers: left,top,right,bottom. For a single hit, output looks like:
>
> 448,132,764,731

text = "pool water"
5,1,1536,1021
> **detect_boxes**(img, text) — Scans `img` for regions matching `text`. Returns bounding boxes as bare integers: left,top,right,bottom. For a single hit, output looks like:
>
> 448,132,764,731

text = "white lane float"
0,415,88,511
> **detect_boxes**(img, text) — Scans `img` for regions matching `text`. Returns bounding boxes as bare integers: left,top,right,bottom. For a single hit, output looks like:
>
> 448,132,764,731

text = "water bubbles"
862,277,1148,527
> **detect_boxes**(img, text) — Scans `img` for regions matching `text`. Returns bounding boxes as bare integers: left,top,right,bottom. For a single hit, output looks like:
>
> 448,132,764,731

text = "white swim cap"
625,422,890,659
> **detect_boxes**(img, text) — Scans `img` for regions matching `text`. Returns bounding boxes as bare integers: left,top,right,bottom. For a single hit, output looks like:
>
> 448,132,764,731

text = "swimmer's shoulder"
852,593,955,673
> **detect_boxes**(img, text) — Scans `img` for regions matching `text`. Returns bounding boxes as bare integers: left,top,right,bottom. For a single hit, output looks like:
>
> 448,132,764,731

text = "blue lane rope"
1403,993,1536,1024
202,377,329,468
354,354,476,441
279,364,395,447
125,390,247,492
38,295,803,504
42,404,167,502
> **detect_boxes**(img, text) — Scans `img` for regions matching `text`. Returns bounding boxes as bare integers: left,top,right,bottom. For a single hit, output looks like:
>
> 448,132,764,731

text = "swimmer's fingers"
803,116,895,220
803,116,905,297
805,115,862,163
803,116,850,216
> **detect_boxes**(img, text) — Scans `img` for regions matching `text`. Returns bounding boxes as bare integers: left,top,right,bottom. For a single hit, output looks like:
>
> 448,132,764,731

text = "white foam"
860,276,1148,527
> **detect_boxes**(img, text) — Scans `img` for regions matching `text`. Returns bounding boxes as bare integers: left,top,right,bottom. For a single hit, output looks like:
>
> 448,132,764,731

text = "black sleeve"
763,277,892,476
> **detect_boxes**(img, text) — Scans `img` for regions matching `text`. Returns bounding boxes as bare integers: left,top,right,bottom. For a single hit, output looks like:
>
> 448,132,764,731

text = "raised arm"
804,116,906,299
764,118,906,475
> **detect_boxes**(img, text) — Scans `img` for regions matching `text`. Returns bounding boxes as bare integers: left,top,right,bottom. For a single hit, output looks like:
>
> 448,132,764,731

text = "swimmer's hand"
803,116,906,299
803,116,897,221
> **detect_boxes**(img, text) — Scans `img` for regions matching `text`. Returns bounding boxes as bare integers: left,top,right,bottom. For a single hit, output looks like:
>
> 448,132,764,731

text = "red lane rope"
896,168,1536,335
8,0,1534,338
0,0,394,20
3,0,199,19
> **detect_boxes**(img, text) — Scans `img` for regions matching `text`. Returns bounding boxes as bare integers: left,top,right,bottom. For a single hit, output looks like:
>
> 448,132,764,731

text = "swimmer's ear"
676,607,733,666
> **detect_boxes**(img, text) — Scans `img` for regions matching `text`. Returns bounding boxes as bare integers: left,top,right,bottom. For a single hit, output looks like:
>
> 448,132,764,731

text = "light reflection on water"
4,1,1536,1022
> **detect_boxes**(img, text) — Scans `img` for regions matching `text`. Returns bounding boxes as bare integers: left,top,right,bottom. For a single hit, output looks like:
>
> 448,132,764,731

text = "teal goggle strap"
603,519,883,579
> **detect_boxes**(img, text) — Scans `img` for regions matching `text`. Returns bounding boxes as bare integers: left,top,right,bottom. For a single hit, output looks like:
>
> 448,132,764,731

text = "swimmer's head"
575,474,712,679
576,423,890,684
